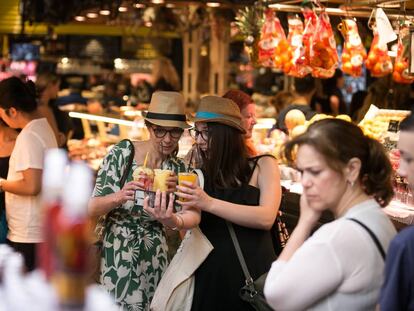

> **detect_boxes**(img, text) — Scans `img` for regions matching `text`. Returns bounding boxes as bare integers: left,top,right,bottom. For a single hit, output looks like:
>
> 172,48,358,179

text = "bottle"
52,162,93,310
39,148,68,279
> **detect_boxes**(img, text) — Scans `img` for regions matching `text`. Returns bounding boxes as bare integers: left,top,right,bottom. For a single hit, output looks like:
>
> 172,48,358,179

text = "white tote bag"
150,169,213,311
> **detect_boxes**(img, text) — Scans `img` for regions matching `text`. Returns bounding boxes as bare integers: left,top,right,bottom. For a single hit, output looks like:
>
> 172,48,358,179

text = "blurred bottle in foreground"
52,162,93,310
39,148,68,280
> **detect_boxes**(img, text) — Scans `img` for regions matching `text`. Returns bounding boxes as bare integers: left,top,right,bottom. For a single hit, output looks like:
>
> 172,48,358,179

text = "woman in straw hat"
88,91,200,310
148,95,281,310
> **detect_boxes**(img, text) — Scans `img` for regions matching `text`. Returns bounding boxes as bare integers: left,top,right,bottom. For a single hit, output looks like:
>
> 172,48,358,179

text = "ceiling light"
135,3,145,8
61,57,69,64
86,12,98,18
118,6,128,12
151,0,165,4
145,21,153,27
166,3,175,8
206,2,221,7
99,9,111,15
74,15,86,21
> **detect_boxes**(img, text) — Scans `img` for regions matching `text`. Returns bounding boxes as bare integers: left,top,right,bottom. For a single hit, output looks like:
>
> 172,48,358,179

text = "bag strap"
119,139,135,188
226,221,255,286
105,139,135,221
193,169,204,189
348,218,385,260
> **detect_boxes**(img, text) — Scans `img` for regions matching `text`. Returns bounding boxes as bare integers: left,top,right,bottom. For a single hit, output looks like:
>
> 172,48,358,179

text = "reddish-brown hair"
222,89,253,111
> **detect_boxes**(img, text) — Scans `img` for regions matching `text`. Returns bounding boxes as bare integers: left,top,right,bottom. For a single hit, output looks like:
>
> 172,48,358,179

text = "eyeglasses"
151,127,184,139
189,128,209,141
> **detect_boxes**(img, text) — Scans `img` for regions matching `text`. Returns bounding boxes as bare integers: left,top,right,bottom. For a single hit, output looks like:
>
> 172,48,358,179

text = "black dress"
191,157,277,311
0,156,9,242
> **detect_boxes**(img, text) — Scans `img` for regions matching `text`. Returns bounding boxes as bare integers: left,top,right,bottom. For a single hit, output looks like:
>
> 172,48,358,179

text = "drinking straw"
143,152,149,168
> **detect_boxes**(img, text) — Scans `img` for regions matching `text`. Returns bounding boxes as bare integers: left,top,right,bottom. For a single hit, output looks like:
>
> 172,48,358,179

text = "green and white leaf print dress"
93,140,186,311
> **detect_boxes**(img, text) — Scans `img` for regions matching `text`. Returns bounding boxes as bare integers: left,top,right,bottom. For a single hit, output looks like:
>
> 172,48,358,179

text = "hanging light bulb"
99,9,111,16
135,3,145,8
118,6,128,12
206,2,221,7
86,12,98,18
74,16,86,22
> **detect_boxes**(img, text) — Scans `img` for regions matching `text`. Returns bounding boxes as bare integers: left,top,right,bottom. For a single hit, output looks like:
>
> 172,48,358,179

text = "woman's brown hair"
283,119,394,207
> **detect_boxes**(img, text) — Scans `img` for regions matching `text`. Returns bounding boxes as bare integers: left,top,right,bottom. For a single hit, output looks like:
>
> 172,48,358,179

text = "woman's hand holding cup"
176,179,213,212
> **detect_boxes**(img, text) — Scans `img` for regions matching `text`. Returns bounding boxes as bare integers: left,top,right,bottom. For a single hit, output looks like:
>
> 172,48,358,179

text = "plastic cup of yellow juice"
153,169,172,192
178,172,197,201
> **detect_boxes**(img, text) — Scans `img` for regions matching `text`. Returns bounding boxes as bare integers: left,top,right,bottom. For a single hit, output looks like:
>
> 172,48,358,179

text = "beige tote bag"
150,226,213,311
150,169,212,311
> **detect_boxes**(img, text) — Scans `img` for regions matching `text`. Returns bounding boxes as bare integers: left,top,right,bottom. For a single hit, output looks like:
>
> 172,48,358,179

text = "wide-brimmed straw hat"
143,91,191,129
193,96,246,133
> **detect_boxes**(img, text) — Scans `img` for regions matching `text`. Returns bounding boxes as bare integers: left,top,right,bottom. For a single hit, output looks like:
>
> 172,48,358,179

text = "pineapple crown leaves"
235,1,265,38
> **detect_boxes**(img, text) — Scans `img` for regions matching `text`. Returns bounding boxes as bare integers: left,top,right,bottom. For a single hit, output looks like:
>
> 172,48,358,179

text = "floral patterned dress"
92,140,186,311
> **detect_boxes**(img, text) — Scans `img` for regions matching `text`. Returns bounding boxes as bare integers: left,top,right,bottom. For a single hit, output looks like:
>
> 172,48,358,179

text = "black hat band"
145,112,186,121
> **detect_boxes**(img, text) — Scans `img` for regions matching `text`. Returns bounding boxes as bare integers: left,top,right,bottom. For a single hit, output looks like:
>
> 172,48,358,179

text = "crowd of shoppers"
0,70,412,311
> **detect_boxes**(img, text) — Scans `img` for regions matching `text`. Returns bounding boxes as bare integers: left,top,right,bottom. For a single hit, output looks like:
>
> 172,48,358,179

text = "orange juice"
153,169,172,192
178,172,197,202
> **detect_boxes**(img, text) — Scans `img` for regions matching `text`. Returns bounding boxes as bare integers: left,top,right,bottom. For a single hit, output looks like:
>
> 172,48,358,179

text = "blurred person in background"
134,57,181,105
322,69,347,116
380,109,414,311
0,77,57,271
277,76,317,133
55,76,88,107
101,81,126,109
271,90,295,117
349,90,368,122
35,72,73,148
0,119,17,243
151,56,181,92
223,89,258,156
265,119,396,310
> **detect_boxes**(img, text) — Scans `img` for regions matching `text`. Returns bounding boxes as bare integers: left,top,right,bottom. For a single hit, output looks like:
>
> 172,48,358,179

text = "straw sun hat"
194,95,246,133
143,91,191,129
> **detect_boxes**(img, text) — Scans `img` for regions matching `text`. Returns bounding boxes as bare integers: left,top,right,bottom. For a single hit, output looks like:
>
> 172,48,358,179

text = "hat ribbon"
195,111,226,119
146,112,186,121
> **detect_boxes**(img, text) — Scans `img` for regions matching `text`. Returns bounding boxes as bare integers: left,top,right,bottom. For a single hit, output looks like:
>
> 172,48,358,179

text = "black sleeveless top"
191,156,277,311
0,156,9,214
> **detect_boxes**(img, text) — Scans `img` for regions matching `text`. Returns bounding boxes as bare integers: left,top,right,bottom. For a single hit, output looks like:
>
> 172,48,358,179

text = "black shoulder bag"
226,221,273,311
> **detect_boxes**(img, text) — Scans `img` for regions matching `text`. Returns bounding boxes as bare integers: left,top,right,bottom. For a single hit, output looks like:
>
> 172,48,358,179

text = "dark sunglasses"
189,128,209,141
151,126,184,139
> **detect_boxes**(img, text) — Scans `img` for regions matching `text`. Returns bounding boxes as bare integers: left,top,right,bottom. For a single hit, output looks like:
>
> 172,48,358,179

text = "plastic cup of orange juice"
153,169,172,192
178,172,197,202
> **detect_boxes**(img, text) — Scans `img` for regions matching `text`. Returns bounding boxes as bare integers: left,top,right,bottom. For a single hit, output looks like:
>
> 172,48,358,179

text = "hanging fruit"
339,19,366,77
257,9,291,71
302,8,318,76
392,26,414,84
310,11,338,78
366,27,393,77
286,14,310,77
235,3,265,66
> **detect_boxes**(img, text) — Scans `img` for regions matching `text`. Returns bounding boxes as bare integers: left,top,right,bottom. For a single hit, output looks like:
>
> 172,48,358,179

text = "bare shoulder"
256,155,278,169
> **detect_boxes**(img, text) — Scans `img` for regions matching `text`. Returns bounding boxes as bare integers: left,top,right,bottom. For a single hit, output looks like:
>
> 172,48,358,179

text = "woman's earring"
348,180,354,187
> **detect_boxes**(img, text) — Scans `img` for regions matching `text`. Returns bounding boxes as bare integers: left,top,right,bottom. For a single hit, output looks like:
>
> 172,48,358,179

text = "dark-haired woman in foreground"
0,77,57,271
264,119,396,310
